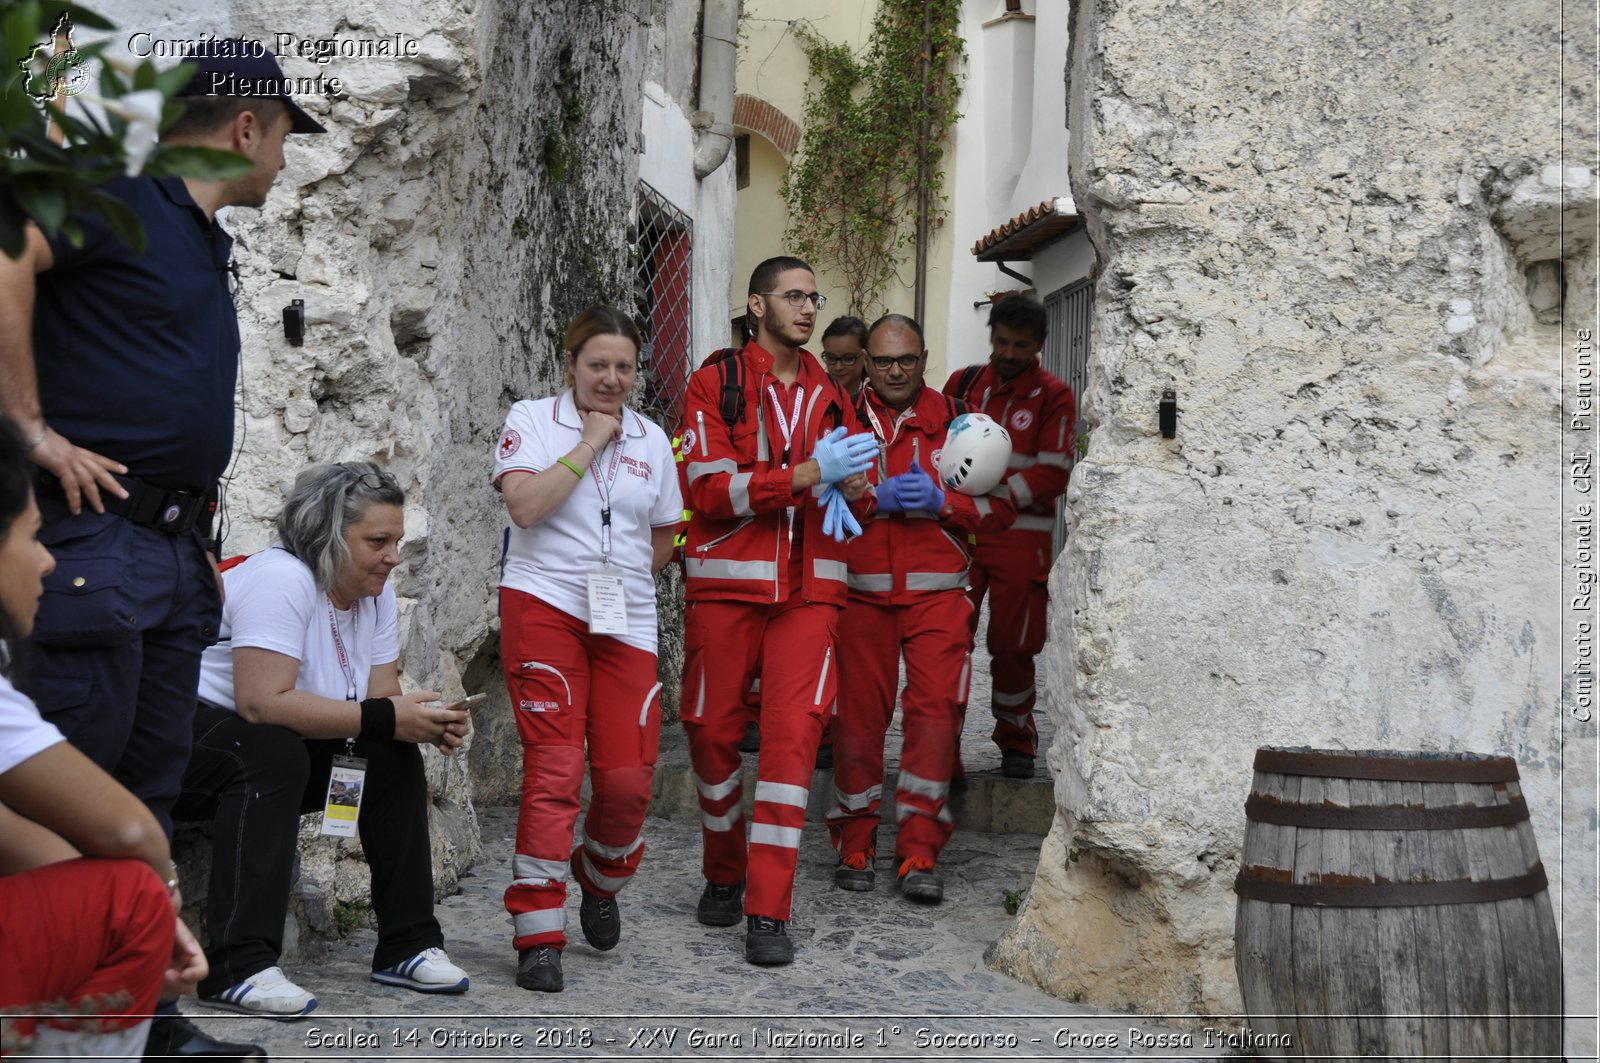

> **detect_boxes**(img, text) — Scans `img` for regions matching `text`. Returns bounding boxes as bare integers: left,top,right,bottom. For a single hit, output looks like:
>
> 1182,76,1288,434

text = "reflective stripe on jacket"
846,385,1017,605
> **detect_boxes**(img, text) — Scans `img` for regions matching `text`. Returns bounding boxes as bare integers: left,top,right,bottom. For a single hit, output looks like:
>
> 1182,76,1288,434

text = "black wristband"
359,697,396,742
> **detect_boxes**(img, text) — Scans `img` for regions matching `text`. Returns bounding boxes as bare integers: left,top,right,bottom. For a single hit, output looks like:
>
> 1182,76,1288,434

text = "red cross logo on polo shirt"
499,429,521,458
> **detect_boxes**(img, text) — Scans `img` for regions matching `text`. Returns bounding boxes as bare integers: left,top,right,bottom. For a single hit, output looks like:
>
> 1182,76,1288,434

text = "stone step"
646,726,1056,836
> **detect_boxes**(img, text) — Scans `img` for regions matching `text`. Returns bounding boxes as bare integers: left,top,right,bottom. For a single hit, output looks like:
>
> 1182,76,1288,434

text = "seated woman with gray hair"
173,462,473,1019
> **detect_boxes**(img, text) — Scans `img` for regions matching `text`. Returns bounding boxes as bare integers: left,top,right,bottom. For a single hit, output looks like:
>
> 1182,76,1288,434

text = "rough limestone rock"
991,0,1597,1040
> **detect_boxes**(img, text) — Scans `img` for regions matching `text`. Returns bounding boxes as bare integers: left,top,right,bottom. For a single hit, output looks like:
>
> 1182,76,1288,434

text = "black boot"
516,946,563,992
744,915,793,966
143,1015,266,1059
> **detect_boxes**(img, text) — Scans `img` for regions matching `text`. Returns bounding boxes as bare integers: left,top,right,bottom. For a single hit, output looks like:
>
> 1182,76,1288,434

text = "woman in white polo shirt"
493,306,682,993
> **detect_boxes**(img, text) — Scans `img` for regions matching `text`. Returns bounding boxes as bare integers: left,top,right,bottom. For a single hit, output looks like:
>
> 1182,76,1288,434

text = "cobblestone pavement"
174,605,1225,1061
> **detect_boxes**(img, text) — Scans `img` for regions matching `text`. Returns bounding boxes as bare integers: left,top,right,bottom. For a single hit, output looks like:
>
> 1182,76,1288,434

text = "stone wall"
118,0,656,925
991,0,1597,1045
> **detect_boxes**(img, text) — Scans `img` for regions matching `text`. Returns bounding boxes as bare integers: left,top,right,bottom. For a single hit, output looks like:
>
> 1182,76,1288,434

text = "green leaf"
38,2,114,31
11,173,65,233
153,61,197,99
87,188,145,255
142,144,254,182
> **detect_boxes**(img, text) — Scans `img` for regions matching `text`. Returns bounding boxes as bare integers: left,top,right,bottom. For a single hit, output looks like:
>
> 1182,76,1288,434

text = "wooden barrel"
1233,747,1562,1062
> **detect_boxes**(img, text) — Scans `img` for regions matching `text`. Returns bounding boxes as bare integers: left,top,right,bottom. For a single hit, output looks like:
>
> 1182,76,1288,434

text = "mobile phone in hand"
457,693,489,710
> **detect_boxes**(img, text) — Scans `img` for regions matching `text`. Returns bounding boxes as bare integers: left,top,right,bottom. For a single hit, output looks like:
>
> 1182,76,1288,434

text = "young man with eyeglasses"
826,314,1015,903
942,295,1077,779
0,39,323,1061
820,316,869,398
676,256,877,965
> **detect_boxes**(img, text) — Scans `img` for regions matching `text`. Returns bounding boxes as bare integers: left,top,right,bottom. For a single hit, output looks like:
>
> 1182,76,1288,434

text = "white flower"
95,89,164,176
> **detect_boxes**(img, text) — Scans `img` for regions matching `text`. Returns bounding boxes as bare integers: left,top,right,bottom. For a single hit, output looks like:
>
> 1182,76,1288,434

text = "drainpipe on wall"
693,0,740,179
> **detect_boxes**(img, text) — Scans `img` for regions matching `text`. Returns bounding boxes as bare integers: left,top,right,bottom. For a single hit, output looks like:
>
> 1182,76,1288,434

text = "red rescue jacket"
847,385,1017,605
943,360,1076,539
677,341,865,606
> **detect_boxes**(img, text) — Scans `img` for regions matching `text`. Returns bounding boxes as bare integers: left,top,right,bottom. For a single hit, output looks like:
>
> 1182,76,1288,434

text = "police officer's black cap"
176,38,326,134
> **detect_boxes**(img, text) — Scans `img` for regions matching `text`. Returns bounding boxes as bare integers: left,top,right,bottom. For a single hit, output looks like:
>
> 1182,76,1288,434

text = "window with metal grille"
631,181,694,429
1042,277,1092,554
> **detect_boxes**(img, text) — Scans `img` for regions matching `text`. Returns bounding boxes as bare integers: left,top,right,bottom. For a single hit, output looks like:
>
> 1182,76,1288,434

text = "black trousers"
174,701,443,995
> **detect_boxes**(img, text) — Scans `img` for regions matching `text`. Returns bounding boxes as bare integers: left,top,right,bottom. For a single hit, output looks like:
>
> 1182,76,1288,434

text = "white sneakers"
370,947,470,994
199,966,317,1020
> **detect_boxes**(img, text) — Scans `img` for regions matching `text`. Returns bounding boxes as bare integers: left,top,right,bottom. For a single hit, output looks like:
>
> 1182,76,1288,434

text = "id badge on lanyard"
768,382,804,540
321,603,368,836
586,436,630,636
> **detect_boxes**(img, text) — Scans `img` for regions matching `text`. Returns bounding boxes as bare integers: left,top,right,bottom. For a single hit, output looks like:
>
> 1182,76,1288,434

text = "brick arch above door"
732,94,801,158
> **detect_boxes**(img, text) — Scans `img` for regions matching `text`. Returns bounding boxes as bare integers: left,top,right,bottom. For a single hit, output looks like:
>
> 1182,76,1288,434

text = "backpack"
948,364,986,405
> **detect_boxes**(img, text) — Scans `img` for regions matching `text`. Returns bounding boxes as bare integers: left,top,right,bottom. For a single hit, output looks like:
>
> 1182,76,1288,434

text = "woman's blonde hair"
564,306,641,385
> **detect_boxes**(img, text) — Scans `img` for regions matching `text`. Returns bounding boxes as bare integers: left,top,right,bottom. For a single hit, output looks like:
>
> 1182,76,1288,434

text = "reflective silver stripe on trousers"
905,571,967,591
1012,514,1054,532
993,685,1035,707
513,909,566,937
812,646,831,706
584,834,644,861
831,783,883,812
958,653,972,705
993,708,1031,728
1037,450,1072,468
639,682,661,726
974,496,992,518
695,767,742,801
519,661,571,706
728,472,754,516
580,850,632,892
1006,473,1034,509
512,854,569,884
847,571,893,592
813,557,848,582
754,780,810,808
896,802,953,825
702,806,742,832
897,768,949,801
750,823,802,849
687,557,779,581
687,458,738,482
1007,453,1038,469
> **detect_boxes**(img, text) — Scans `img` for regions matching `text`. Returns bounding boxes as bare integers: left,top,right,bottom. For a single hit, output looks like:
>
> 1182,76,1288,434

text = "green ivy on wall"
778,0,964,317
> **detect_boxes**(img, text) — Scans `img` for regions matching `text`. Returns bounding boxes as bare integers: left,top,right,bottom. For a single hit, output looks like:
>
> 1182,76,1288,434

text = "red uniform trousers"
965,531,1051,756
500,590,662,952
0,857,173,1042
828,592,971,863
680,595,838,921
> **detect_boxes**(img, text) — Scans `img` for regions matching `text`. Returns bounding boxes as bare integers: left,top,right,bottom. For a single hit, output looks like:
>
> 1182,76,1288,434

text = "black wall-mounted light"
1159,389,1178,439
283,299,304,347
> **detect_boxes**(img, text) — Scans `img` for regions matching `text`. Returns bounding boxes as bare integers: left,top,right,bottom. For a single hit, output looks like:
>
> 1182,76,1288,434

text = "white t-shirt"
197,547,401,711
0,671,64,776
493,391,682,654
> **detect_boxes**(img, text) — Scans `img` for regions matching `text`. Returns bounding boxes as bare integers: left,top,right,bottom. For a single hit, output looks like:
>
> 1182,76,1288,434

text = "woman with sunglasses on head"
819,315,869,398
0,414,207,1061
493,306,682,993
173,462,473,1019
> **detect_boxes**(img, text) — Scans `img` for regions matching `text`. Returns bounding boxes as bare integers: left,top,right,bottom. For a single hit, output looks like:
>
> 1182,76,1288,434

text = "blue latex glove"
811,426,878,484
896,463,947,513
873,474,911,514
818,484,863,541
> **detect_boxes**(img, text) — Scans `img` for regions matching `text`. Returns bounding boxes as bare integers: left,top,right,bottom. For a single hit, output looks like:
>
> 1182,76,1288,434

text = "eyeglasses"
760,290,828,311
351,470,398,492
821,352,861,366
868,353,924,371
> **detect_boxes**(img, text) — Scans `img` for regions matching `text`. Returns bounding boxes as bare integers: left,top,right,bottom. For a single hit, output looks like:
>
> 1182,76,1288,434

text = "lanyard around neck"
766,382,804,465
327,601,359,702
589,432,626,563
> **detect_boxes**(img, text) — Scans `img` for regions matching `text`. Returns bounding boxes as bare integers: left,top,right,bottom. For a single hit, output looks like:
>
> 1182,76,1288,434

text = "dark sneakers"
896,855,945,904
142,1015,266,1058
744,915,794,965
573,857,622,951
834,849,875,891
1000,750,1036,779
696,880,744,926
516,946,563,992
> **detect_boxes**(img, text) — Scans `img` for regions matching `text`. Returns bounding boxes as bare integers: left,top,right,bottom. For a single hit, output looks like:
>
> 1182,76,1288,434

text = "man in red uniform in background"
828,315,1016,902
677,256,876,965
942,296,1076,779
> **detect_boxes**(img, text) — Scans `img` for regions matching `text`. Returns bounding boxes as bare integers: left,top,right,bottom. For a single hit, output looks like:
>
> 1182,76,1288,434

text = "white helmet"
938,413,1012,496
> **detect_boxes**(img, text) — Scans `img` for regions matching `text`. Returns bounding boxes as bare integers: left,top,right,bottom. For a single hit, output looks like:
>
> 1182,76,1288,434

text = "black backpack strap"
944,394,968,423
708,347,745,428
952,364,984,403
